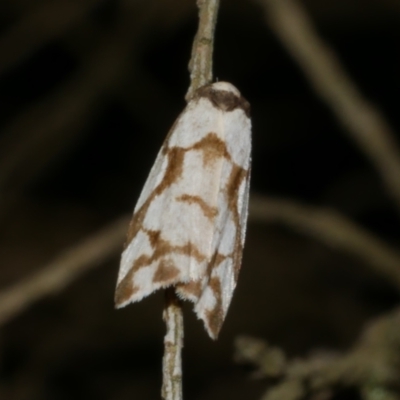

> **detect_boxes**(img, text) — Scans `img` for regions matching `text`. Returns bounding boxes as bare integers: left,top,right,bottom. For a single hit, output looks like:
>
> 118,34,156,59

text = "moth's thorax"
210,82,241,96
194,82,251,117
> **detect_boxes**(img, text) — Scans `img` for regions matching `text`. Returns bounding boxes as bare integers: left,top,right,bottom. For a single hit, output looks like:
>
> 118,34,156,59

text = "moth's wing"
177,107,252,339
115,97,226,307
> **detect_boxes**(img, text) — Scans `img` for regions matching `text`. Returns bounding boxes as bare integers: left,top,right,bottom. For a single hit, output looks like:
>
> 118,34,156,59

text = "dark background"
0,0,399,399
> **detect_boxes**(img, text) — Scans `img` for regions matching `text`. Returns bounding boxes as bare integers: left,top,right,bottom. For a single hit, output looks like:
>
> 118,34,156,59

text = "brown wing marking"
115,230,207,305
225,164,249,281
124,147,186,248
175,194,218,220
124,133,230,248
153,259,180,283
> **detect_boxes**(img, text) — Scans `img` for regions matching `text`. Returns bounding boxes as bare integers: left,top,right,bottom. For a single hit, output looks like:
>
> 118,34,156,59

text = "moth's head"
195,81,250,117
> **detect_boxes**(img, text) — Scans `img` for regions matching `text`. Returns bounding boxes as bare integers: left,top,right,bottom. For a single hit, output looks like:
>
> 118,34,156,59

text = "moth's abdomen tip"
203,322,220,340
205,321,222,341
114,294,127,309
114,301,124,310
114,280,137,308
195,308,224,340
208,331,219,341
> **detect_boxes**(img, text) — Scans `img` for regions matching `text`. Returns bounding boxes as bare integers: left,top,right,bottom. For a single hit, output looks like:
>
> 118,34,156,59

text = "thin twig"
0,216,128,326
258,0,400,215
185,0,220,100
249,195,400,290
162,0,220,398
162,288,184,400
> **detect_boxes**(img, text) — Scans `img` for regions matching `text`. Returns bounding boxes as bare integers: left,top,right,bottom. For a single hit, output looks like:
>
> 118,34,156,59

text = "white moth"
115,81,251,339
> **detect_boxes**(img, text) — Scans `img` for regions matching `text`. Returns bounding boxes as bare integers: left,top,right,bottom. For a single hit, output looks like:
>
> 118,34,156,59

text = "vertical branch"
162,1,220,398
162,288,184,400
186,0,220,100
258,0,400,215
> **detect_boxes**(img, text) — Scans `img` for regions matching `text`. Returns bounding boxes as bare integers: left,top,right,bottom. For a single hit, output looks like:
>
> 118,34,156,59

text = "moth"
115,81,251,339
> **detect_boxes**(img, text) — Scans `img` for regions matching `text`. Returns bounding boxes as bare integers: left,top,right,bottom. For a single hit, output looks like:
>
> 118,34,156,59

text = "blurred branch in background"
2,194,399,330
0,216,128,326
0,1,134,202
250,195,400,290
0,0,102,76
257,0,400,216
0,0,187,216
235,307,400,400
